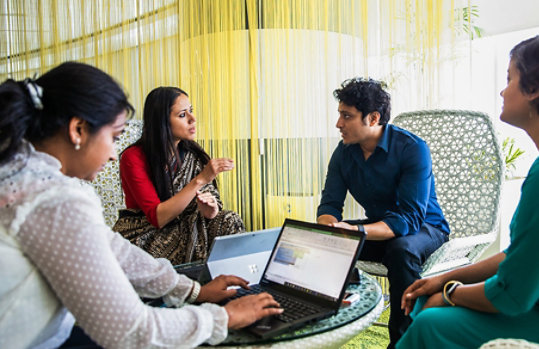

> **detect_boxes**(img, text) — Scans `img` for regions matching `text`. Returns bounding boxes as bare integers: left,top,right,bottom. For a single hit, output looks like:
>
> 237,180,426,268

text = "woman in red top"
114,86,245,265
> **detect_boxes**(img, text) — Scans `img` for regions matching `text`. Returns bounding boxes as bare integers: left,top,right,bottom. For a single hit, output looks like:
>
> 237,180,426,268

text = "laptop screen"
263,221,362,302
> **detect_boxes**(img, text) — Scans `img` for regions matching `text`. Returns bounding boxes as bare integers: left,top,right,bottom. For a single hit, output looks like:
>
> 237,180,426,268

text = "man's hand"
197,275,249,303
328,221,358,231
317,215,362,232
225,293,283,329
317,214,338,225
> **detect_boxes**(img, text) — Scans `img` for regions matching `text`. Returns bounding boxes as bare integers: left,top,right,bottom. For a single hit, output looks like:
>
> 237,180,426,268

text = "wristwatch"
187,281,201,304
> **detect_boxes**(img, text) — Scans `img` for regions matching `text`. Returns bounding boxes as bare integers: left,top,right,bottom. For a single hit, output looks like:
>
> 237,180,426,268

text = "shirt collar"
0,141,62,181
376,125,390,153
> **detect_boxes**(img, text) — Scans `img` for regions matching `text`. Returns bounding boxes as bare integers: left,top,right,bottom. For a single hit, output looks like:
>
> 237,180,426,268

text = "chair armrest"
421,232,497,276
479,339,539,349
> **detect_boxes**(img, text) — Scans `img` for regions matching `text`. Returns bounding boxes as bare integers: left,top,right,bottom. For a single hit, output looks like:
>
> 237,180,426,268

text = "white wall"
472,0,539,258
474,0,539,37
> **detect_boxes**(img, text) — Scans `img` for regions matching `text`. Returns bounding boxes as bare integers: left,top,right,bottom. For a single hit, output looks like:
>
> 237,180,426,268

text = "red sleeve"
120,145,161,227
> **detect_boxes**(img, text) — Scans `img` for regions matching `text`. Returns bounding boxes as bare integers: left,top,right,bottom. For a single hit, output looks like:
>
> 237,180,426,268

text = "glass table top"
215,274,382,346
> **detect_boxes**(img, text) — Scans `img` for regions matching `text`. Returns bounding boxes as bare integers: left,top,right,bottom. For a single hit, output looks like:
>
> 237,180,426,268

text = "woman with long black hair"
113,86,245,265
0,63,281,348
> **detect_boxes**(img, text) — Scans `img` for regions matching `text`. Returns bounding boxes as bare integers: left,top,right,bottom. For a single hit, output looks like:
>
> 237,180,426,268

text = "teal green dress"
396,158,539,349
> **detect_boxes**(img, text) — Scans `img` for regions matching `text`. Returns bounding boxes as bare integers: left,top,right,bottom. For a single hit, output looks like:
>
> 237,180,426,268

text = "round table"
210,274,383,348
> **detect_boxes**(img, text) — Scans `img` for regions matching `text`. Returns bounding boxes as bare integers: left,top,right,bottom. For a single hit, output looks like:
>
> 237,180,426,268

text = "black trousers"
355,221,448,349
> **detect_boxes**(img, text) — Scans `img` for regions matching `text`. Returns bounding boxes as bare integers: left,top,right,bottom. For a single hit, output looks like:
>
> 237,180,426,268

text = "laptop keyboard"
234,285,320,323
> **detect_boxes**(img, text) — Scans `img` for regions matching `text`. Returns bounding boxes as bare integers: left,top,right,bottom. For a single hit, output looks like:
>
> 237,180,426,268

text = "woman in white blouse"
0,62,282,349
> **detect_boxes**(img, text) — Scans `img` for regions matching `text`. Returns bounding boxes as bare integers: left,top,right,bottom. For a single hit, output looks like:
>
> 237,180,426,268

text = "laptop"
231,218,366,339
174,228,281,285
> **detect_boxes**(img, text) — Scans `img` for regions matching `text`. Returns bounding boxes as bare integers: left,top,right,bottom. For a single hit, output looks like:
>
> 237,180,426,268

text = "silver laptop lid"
206,228,280,284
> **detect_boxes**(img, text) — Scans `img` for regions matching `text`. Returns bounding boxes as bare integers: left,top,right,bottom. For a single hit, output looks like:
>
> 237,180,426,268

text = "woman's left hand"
197,275,250,303
196,191,219,219
422,292,447,310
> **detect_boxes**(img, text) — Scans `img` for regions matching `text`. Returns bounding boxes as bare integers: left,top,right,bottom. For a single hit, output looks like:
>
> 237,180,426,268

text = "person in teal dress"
396,35,539,349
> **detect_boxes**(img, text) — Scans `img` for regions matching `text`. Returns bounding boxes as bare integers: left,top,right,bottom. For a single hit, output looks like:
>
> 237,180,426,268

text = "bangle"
442,280,463,306
187,281,201,304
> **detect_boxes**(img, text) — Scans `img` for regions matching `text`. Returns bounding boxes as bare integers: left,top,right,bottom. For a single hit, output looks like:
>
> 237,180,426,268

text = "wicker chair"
480,339,539,349
357,110,504,278
92,119,142,227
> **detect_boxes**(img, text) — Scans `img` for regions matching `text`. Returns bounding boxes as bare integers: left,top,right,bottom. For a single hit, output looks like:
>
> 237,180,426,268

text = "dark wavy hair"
134,86,211,201
0,61,134,162
333,77,391,125
510,35,539,113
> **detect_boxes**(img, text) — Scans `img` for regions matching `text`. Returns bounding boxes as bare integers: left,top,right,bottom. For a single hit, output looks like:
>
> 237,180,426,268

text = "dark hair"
136,86,211,201
333,77,391,125
0,61,134,162
510,35,539,113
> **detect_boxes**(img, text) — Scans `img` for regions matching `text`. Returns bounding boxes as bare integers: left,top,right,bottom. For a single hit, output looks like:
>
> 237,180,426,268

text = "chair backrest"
393,110,504,239
92,119,143,227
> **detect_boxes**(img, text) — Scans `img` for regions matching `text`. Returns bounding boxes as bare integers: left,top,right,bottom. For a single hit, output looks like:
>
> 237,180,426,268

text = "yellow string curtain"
0,0,472,230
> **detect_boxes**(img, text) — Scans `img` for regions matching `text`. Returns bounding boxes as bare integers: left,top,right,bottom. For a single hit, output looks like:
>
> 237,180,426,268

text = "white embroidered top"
0,143,228,349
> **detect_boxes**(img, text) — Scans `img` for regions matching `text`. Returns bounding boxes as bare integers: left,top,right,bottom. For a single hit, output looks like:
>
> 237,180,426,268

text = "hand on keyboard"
225,293,283,330
197,275,251,303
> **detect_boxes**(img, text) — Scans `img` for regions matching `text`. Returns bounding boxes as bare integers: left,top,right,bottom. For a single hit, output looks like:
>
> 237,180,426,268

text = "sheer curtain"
0,0,472,230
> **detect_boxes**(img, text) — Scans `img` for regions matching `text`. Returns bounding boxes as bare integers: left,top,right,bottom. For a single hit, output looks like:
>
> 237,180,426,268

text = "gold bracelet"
442,280,463,306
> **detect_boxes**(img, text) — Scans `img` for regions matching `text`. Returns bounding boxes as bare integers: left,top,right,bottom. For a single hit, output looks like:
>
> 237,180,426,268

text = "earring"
75,140,81,151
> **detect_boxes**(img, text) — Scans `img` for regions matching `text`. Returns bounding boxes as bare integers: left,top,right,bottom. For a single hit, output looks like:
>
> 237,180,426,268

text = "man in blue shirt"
317,78,450,348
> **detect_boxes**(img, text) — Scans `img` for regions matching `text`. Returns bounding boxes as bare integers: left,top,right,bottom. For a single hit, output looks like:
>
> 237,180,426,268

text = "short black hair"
510,35,539,114
333,78,391,125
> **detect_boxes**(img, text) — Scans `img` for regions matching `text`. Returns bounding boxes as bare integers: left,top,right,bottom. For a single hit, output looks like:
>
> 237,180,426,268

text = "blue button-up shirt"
317,124,450,237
